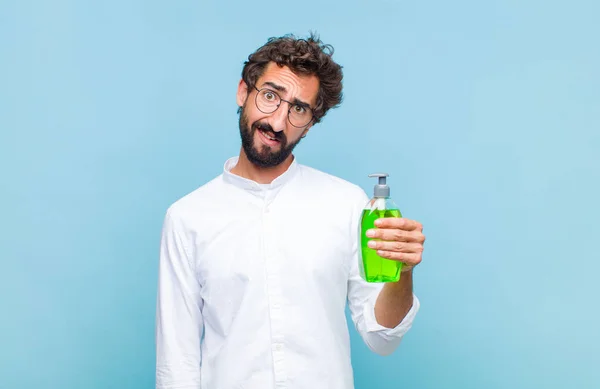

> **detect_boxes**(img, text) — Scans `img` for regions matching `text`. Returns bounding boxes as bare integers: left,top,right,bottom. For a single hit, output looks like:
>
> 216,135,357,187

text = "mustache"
254,122,284,142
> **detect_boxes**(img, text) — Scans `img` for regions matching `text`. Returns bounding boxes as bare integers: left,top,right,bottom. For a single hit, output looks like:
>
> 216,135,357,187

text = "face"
236,62,319,168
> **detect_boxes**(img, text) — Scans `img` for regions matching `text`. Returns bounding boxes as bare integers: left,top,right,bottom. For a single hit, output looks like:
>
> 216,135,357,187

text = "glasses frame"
253,86,314,128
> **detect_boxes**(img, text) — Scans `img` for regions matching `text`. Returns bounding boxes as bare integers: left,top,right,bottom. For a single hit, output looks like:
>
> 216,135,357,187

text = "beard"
238,104,304,168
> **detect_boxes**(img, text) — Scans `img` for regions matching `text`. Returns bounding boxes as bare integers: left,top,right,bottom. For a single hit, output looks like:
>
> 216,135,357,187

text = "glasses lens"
289,105,313,127
256,89,280,113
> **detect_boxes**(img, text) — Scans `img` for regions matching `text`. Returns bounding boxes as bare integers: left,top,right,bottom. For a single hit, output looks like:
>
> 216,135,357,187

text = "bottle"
359,173,403,283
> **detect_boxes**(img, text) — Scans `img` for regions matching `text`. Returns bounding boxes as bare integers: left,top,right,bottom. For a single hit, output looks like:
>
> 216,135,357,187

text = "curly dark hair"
240,32,344,124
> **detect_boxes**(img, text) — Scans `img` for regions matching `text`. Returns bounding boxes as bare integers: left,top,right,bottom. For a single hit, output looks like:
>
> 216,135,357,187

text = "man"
156,33,426,389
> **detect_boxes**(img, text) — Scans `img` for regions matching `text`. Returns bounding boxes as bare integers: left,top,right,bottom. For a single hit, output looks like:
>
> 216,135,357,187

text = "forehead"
256,62,320,106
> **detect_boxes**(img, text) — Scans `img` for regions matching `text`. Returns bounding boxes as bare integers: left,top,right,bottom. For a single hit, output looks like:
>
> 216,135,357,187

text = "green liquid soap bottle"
359,173,403,283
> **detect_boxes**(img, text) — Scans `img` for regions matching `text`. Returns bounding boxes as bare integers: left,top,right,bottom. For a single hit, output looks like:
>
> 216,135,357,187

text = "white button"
275,343,283,351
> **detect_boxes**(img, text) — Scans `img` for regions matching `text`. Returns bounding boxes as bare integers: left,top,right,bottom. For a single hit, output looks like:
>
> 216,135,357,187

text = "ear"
236,79,248,108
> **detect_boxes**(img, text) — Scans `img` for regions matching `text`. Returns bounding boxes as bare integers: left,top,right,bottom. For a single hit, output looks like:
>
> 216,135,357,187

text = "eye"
293,105,307,114
262,90,277,101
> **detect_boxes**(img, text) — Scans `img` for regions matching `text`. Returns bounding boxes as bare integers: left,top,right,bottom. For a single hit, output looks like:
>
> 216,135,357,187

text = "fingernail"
368,240,376,248
366,229,375,237
374,219,382,226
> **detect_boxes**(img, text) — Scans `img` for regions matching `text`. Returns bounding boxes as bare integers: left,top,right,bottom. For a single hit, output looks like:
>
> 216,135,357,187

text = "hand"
366,218,425,272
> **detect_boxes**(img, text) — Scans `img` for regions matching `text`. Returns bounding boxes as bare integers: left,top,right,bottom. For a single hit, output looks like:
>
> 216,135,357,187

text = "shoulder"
163,174,224,227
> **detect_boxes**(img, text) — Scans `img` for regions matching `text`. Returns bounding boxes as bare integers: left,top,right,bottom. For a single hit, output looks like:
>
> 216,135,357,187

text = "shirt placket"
262,196,287,387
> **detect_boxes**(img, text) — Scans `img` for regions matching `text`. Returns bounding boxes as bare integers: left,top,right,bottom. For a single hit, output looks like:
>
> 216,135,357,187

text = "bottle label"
366,197,387,213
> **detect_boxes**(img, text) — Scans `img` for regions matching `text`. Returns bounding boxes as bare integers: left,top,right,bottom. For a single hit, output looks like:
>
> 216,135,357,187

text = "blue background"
1,1,599,388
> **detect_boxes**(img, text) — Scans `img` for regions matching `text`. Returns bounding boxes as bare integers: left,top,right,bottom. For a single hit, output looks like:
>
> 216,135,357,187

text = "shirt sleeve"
346,189,420,356
156,207,203,389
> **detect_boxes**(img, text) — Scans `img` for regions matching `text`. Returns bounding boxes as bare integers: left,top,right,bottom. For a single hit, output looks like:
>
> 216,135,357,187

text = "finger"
366,228,426,243
376,251,422,266
374,217,423,231
367,240,423,253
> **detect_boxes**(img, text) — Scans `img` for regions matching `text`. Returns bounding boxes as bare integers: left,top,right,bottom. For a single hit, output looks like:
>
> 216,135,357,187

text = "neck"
230,148,294,184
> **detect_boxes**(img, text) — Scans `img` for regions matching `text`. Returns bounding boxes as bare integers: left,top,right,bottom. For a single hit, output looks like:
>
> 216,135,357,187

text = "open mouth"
260,129,278,141
257,127,280,145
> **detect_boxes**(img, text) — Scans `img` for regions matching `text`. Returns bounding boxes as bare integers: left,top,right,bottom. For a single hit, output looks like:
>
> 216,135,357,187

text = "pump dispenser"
358,173,403,282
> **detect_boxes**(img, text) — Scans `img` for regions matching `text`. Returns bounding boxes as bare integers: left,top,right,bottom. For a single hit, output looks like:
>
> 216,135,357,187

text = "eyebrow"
261,81,312,109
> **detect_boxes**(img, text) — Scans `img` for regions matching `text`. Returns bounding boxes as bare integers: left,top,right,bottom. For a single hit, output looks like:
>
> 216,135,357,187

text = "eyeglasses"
253,86,314,128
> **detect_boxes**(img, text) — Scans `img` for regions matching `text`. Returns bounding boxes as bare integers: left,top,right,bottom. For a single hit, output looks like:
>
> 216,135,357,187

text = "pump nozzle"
368,173,390,197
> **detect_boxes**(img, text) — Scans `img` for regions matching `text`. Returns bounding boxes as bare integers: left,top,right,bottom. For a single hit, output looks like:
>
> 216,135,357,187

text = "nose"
266,104,289,133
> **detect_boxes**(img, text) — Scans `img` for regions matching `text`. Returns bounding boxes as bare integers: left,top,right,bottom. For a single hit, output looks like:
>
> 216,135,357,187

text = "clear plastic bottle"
359,173,403,282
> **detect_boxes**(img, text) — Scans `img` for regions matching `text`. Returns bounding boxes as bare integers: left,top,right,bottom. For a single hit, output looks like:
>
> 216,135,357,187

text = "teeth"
261,129,276,141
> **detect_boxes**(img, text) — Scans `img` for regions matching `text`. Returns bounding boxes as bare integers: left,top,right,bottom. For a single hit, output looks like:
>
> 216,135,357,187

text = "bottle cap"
369,173,390,197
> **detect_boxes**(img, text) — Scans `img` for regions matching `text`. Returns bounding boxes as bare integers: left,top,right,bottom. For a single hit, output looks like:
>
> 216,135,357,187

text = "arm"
347,191,420,356
374,270,414,328
156,208,203,389
347,256,420,356
368,217,425,329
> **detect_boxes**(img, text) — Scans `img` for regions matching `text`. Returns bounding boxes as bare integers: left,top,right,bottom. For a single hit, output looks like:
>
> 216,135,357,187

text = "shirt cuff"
362,291,420,339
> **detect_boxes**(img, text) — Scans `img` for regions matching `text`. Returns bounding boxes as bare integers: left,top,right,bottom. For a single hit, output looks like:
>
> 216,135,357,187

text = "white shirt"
155,156,420,389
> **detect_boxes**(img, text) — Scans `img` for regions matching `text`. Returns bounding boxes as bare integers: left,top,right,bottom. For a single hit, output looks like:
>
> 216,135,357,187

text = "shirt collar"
222,155,299,192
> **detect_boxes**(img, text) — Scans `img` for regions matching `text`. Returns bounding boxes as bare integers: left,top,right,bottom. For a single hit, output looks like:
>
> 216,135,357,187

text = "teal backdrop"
1,1,599,388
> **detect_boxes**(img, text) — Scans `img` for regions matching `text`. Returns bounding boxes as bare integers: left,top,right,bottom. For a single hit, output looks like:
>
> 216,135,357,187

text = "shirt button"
275,343,283,351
